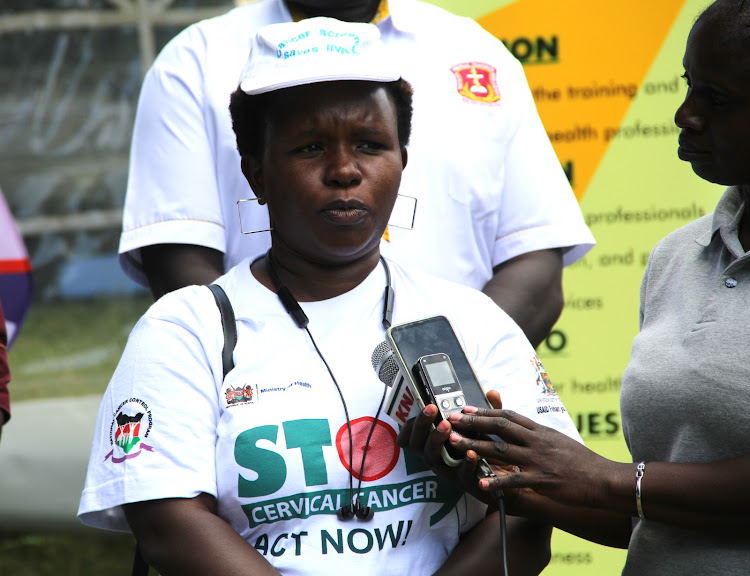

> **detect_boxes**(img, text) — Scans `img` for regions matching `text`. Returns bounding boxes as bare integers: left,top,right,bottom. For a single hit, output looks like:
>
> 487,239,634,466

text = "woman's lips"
677,138,710,161
321,201,368,225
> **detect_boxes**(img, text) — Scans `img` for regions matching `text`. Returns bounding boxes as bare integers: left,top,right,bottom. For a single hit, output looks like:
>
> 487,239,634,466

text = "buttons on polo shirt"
725,278,738,288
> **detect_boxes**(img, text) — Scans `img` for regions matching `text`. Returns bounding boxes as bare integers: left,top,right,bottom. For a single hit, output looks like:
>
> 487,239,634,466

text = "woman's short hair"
229,78,413,159
699,0,750,37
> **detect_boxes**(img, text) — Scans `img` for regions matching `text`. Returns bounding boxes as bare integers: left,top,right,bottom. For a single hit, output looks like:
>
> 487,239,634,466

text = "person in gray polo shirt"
407,1,750,574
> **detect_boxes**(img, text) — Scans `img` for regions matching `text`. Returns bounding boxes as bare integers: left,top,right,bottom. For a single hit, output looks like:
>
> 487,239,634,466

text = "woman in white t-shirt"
78,17,584,576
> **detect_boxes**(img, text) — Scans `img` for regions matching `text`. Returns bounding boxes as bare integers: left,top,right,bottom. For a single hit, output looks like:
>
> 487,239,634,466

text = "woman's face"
675,13,750,186
244,82,407,266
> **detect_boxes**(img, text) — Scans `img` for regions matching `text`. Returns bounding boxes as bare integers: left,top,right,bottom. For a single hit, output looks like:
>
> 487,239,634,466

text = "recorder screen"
425,360,459,391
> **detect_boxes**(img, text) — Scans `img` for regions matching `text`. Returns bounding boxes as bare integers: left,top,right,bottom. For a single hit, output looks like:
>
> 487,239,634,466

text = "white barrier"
0,395,101,531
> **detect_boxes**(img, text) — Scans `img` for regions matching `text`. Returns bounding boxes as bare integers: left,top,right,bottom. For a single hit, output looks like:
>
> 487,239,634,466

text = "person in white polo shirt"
119,0,595,348
80,18,583,575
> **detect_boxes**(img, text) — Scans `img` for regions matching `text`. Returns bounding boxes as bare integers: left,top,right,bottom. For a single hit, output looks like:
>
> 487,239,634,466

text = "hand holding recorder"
371,315,498,471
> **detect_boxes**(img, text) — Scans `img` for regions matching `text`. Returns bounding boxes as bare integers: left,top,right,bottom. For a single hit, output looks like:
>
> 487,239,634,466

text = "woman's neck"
251,244,382,302
285,1,381,23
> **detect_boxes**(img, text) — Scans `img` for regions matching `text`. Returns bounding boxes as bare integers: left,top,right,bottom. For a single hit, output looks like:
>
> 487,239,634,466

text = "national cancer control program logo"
451,62,501,105
105,398,154,464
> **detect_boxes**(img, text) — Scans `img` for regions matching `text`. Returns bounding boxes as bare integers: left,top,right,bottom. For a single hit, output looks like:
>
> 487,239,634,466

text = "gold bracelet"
635,461,646,520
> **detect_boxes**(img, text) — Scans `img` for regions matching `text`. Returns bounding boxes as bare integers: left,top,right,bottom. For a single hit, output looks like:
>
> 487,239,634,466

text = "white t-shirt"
119,0,595,289
79,259,581,574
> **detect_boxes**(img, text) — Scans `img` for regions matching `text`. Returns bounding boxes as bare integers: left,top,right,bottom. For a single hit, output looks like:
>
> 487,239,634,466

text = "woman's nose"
674,92,705,132
325,148,362,188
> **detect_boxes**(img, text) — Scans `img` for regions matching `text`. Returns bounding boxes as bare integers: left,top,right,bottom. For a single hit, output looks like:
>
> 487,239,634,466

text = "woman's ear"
241,156,266,205
400,146,408,170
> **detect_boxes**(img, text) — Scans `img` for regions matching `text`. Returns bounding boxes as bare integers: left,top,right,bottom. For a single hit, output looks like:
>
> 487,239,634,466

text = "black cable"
491,490,509,576
354,380,388,507
305,325,386,520
379,255,394,329
304,326,356,513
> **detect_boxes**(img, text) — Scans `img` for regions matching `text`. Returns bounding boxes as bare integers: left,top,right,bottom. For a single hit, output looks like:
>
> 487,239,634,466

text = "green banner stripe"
241,476,464,528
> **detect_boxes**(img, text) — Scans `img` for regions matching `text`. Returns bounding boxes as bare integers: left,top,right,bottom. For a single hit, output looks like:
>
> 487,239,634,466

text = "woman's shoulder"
648,213,714,265
141,284,217,332
651,186,742,263
659,212,714,243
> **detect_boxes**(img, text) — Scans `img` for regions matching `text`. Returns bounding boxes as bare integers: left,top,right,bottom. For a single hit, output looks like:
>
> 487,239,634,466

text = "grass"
8,295,152,402
0,530,138,575
3,295,153,574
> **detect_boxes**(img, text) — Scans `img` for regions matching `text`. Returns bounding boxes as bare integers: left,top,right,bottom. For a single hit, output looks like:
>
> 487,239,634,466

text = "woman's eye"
296,143,322,153
710,92,728,108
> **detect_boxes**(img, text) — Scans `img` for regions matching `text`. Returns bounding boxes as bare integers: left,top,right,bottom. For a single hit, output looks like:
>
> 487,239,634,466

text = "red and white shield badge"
450,62,501,105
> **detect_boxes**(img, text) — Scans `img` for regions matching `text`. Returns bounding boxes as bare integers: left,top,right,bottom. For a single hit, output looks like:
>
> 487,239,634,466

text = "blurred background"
1,1,233,573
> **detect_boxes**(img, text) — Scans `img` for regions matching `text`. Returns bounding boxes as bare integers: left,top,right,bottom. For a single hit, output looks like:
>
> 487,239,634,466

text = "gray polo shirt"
620,186,750,575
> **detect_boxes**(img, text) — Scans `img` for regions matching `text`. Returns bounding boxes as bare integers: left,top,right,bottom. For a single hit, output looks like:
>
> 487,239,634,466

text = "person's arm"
400,405,631,550
119,26,232,294
481,45,593,349
0,303,10,442
0,406,7,442
141,244,224,300
124,493,281,576
435,513,552,576
448,406,750,536
492,487,632,548
482,249,563,349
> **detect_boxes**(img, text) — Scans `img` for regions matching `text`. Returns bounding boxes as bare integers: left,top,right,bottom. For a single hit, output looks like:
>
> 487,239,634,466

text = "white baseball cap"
239,17,400,95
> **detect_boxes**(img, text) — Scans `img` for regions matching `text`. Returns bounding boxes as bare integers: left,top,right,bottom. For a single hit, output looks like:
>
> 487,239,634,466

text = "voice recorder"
414,353,467,421
385,315,496,466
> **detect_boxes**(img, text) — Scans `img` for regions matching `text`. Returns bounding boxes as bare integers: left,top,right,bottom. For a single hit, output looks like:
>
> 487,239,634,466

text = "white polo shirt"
119,0,595,289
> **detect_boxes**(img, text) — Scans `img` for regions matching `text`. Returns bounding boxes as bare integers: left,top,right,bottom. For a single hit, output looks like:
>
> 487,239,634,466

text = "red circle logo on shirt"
336,417,400,482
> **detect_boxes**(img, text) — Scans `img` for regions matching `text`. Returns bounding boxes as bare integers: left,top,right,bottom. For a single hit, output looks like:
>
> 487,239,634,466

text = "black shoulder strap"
207,283,237,379
131,283,237,576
